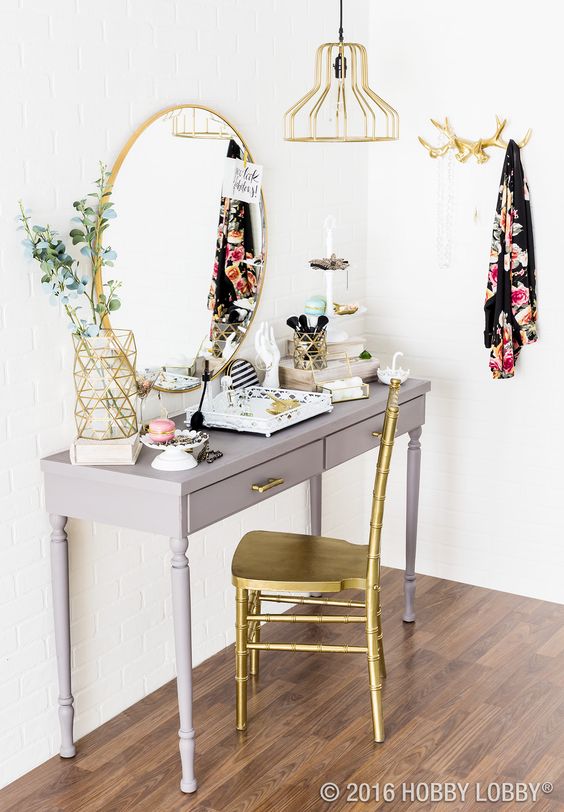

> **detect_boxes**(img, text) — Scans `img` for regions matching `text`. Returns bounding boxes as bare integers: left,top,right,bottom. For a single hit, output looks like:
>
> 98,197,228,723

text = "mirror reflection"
108,106,265,392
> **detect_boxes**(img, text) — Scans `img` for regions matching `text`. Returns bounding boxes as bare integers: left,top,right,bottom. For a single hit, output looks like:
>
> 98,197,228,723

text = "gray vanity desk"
41,377,430,793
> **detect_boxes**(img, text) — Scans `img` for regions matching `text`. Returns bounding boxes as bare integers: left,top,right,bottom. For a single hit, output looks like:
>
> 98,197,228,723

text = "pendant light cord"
338,0,344,42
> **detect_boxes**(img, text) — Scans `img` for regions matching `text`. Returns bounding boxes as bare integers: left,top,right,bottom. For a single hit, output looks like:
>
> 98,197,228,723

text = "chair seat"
231,530,368,592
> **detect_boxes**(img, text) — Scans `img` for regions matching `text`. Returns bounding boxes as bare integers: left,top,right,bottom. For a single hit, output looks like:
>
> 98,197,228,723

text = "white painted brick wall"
0,0,372,787
6,0,561,790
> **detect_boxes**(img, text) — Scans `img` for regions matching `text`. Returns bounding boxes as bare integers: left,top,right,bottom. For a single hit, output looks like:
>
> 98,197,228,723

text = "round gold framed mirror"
102,104,266,393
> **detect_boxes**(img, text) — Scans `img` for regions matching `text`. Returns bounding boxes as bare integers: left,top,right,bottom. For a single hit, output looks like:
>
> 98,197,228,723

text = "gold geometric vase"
72,328,138,440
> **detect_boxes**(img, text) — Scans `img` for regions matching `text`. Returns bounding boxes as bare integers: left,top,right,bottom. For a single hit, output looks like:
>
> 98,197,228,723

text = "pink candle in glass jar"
147,418,176,443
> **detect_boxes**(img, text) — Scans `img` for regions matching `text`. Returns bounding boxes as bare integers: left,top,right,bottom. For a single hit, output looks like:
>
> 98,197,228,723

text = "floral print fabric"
484,140,537,379
208,140,257,318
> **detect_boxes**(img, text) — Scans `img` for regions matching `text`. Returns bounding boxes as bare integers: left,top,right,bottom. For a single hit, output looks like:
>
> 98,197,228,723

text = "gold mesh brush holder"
211,322,239,358
73,328,138,440
293,330,328,370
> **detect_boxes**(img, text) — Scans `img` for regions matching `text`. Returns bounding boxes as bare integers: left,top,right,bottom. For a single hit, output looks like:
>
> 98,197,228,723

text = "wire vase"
72,328,138,440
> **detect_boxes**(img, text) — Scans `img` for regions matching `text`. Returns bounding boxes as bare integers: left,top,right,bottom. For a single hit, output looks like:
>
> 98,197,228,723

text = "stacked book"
70,434,142,466
280,336,379,392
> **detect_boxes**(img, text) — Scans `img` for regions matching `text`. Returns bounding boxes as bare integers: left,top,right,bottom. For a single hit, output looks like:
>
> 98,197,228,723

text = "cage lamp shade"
284,38,399,143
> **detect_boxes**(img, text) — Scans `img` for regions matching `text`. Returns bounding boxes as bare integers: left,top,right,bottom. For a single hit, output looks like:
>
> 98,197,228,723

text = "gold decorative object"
333,301,358,315
293,330,328,371
170,107,233,140
320,379,369,403
284,0,399,143
251,477,285,494
73,328,138,440
265,394,300,416
231,379,402,736
314,353,369,403
418,116,532,164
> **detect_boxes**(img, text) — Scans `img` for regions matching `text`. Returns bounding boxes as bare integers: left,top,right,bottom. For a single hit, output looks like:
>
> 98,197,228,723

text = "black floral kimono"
484,140,537,378
208,140,257,319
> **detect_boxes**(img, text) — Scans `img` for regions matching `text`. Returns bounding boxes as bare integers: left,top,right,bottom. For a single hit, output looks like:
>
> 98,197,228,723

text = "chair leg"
366,640,384,742
235,587,248,731
376,604,386,679
366,588,385,742
249,591,260,677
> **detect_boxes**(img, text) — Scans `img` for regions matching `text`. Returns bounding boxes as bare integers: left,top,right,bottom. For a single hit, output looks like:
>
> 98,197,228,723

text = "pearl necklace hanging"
436,136,455,269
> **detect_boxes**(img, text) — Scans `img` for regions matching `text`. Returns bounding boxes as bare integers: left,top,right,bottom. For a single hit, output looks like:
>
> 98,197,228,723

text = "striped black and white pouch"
224,359,260,390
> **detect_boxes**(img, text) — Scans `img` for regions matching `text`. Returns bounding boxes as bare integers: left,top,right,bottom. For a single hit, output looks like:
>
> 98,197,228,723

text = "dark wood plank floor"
2,569,564,811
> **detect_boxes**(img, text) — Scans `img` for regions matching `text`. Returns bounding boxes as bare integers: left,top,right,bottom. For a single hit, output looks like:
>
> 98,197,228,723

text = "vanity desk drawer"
188,440,324,533
325,395,425,469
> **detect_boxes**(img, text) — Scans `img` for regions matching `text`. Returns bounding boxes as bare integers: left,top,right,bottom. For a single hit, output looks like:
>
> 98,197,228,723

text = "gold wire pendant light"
284,0,399,143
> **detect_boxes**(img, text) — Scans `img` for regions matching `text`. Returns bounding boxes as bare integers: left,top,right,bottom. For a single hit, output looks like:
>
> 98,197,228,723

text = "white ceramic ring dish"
377,351,410,385
140,430,209,471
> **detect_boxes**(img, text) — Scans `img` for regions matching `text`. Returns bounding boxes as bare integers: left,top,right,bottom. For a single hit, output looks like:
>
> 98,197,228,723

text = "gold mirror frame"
100,103,267,393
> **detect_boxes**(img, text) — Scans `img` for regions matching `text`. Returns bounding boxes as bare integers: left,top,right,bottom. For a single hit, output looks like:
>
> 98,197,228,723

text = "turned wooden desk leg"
309,474,322,597
49,514,76,758
170,537,197,794
310,474,322,536
404,427,422,622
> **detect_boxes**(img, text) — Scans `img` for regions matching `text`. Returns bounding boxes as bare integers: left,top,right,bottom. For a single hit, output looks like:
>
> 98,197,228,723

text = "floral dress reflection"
208,139,257,322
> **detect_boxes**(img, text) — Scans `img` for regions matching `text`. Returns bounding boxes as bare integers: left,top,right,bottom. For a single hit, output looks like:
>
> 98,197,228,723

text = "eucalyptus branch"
19,161,122,338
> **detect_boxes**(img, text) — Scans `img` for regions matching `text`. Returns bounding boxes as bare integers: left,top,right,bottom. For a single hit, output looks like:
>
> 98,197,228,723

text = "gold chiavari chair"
231,379,402,741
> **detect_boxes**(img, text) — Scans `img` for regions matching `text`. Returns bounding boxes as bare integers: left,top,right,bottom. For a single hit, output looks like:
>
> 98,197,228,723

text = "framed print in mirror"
102,104,266,393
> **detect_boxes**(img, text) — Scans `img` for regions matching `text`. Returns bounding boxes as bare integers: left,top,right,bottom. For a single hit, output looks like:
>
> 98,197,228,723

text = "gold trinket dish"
313,353,370,403
319,377,369,403
333,302,359,316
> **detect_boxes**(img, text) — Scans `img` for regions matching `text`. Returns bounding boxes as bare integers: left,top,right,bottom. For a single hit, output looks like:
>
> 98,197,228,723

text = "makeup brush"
298,314,310,333
286,315,300,332
315,315,329,333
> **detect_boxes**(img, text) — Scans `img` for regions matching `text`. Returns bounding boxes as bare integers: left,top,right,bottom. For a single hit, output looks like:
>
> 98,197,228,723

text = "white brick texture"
4,0,562,791
0,0,371,788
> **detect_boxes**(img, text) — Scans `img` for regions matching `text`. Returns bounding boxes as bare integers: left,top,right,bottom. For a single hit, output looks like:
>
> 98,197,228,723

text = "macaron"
148,418,176,443
304,295,326,316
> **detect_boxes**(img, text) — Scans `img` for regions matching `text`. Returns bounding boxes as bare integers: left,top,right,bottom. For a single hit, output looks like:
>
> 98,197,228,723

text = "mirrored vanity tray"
185,386,333,437
157,371,200,392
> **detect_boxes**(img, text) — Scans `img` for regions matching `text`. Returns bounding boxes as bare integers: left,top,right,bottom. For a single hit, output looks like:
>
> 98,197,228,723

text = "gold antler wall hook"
418,116,532,163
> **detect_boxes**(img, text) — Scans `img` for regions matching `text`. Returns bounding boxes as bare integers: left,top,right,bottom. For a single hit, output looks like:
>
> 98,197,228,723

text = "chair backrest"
365,379,401,590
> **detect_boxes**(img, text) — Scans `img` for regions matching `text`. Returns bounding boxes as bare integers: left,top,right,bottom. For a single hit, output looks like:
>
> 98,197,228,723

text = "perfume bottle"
221,375,236,409
190,360,212,431
203,361,215,413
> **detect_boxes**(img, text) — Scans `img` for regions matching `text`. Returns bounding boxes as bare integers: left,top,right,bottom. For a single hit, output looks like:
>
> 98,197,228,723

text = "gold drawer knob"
372,431,382,438
251,477,285,494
